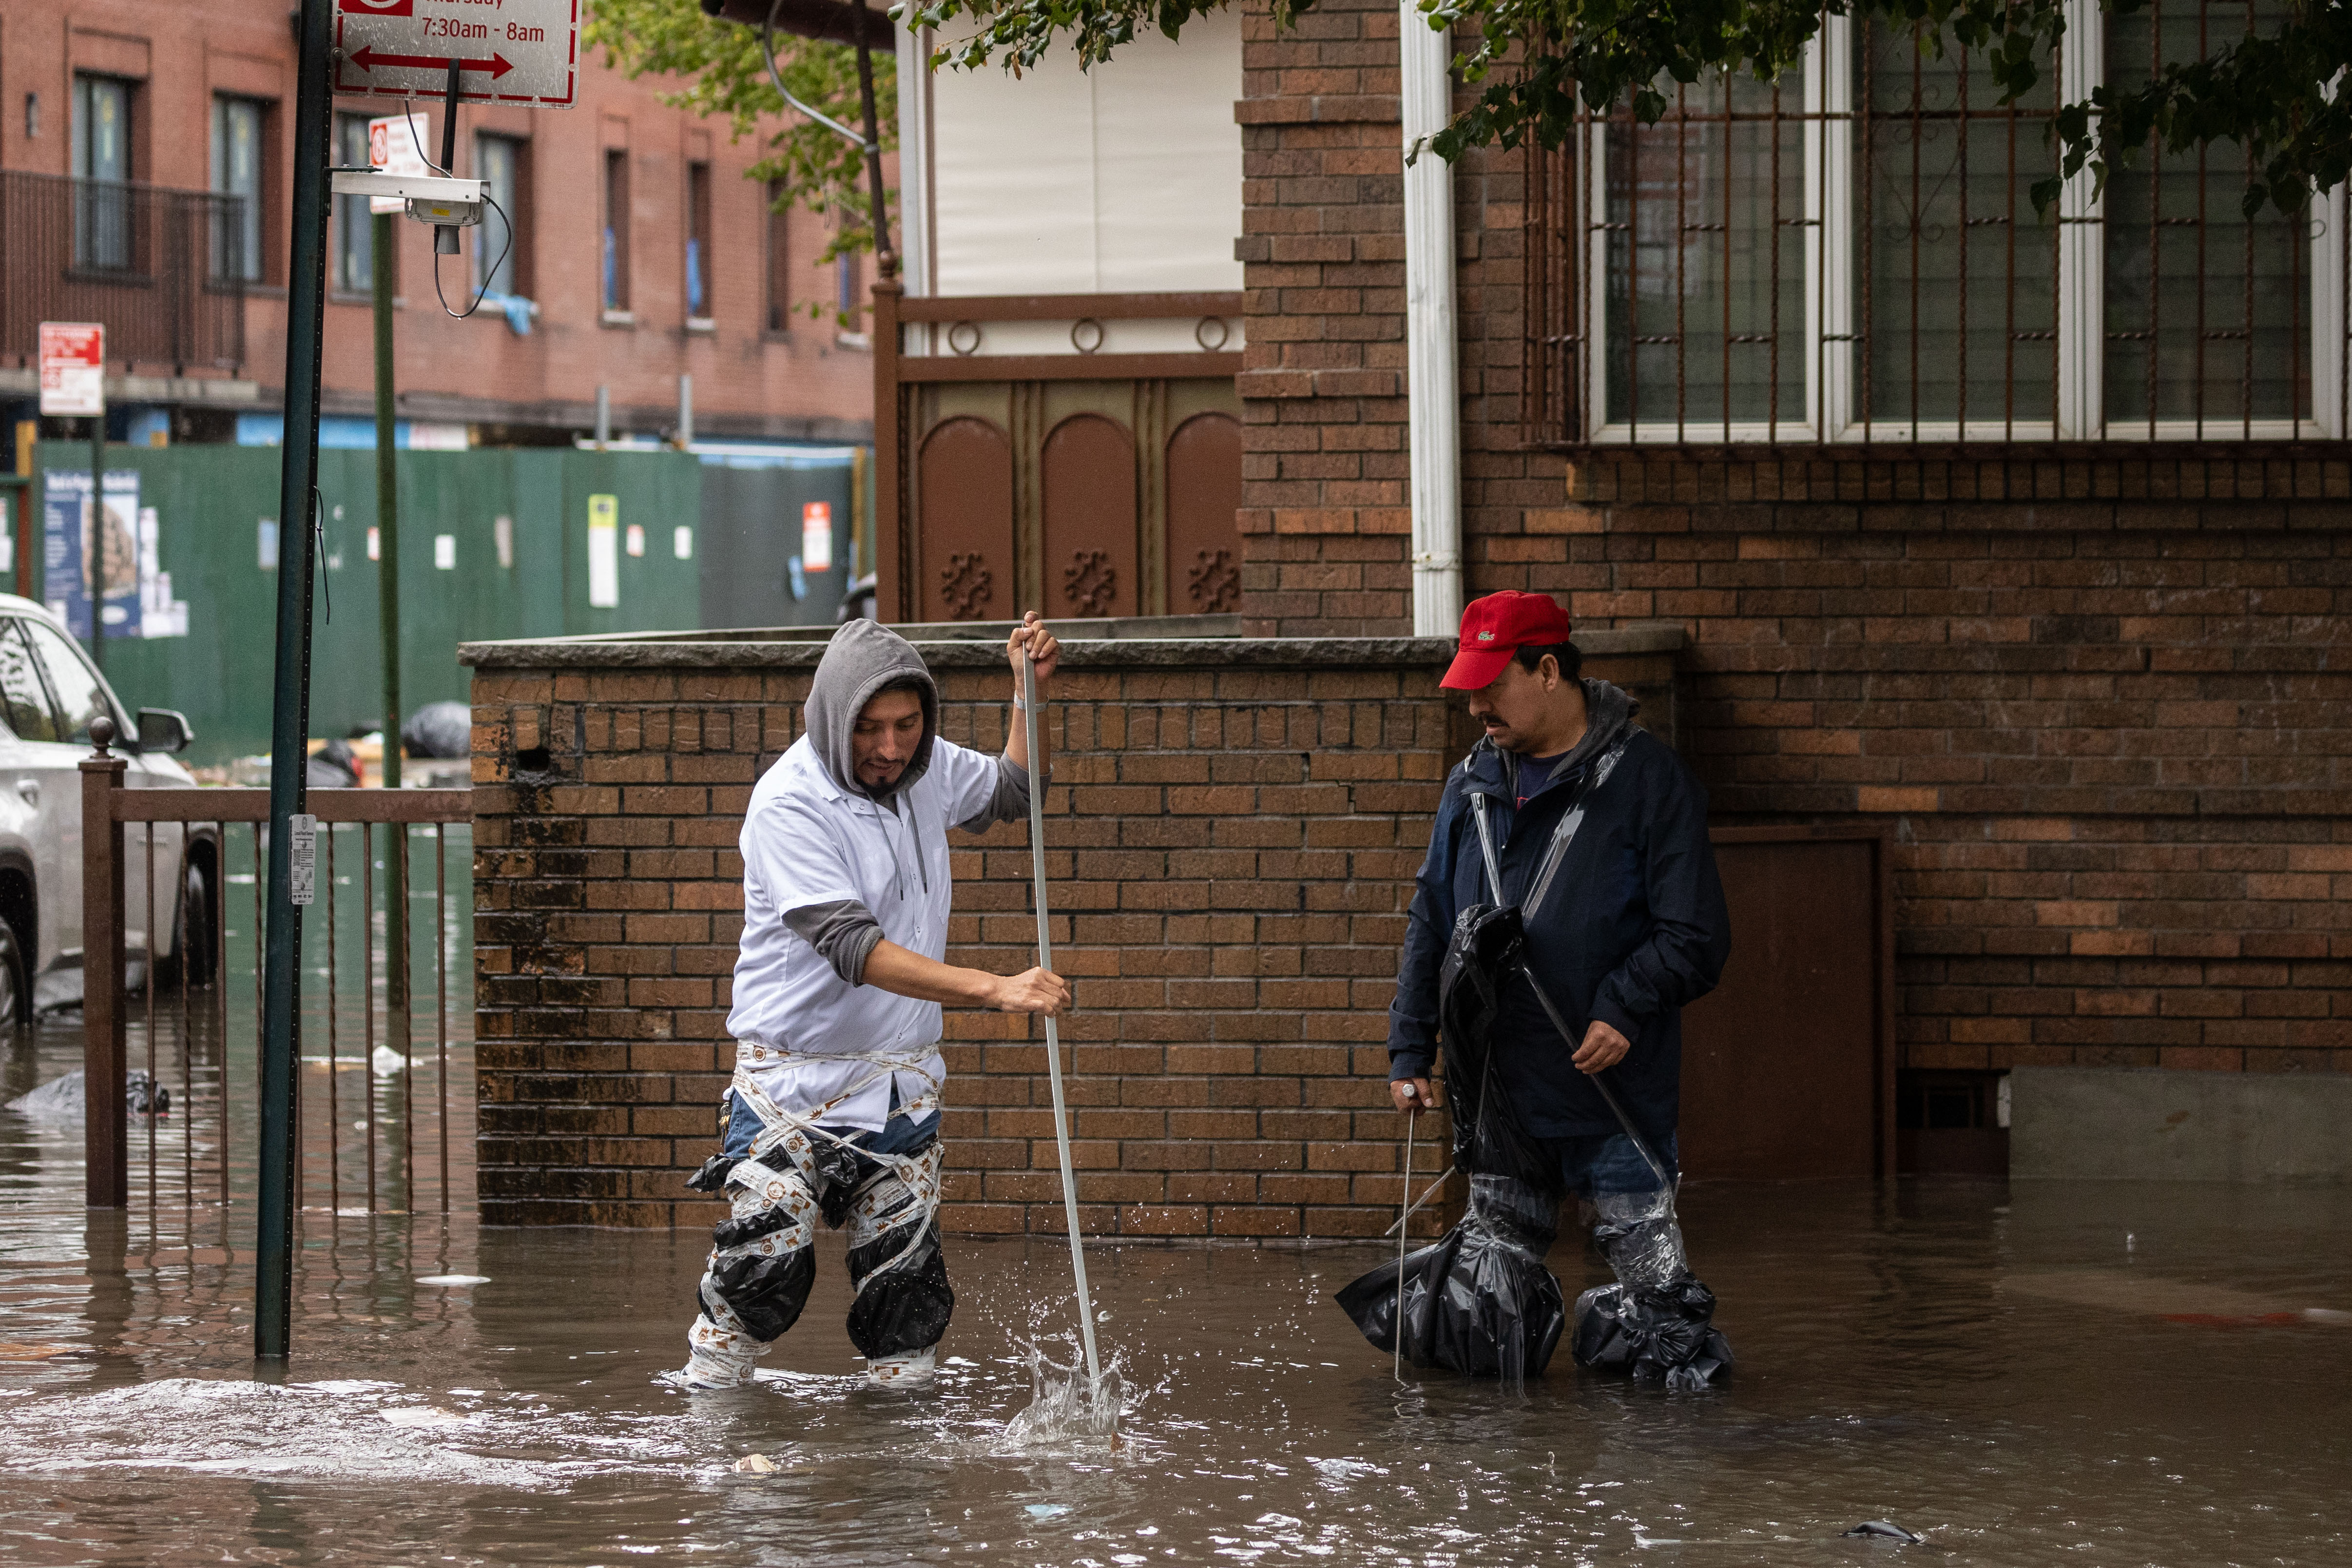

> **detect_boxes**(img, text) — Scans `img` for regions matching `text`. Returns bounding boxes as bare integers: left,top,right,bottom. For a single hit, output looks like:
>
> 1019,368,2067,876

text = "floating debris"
1844,1520,1923,1543
733,1453,779,1474
414,1276,491,1288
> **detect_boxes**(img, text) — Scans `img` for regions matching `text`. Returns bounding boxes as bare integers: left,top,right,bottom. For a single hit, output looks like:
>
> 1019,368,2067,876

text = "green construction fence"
19,441,703,767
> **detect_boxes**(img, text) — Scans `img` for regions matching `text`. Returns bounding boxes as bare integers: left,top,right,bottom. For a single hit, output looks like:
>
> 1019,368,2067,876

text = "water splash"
998,1336,1127,1449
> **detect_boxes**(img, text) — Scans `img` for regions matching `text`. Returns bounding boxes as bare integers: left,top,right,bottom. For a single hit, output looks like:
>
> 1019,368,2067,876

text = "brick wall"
1502,458,2352,1076
464,629,1678,1226
467,634,1557,1229
1234,4,2352,1078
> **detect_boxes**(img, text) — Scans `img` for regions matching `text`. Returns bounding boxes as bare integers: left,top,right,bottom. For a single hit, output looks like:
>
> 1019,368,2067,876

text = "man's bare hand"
1573,1019,1631,1073
1008,612,1060,684
1391,1077,1440,1114
992,967,1071,1016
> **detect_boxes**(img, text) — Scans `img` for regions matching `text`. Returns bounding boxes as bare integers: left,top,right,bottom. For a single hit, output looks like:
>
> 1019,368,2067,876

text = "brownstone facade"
1,0,872,441
1232,0,2352,1080
462,629,1680,1228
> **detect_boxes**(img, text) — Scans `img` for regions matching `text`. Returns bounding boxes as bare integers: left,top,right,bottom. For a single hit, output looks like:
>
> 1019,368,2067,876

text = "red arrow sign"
347,45,514,80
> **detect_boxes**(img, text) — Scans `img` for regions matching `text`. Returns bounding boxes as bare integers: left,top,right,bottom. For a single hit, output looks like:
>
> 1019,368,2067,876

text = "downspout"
1399,5,1464,637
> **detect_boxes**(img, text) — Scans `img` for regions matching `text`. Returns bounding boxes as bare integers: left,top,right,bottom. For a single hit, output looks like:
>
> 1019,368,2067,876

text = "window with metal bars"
1524,0,2344,446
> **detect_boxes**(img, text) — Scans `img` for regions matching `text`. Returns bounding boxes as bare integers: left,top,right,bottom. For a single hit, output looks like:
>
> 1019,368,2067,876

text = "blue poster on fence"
43,469,140,642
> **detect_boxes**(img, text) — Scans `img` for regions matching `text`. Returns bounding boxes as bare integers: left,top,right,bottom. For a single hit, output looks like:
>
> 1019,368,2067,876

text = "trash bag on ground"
306,740,359,788
401,701,473,761
1335,1173,1566,1384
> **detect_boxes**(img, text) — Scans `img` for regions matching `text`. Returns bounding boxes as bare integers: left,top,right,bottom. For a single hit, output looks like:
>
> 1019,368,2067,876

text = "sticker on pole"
38,323,103,418
289,814,318,908
367,113,432,215
801,502,833,574
335,0,579,110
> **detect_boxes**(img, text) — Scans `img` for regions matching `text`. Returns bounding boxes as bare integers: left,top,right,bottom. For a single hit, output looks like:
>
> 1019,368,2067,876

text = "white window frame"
1581,1,2345,443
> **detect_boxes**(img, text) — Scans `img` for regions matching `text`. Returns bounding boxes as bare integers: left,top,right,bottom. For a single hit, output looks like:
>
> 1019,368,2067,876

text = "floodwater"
1,855,2348,1564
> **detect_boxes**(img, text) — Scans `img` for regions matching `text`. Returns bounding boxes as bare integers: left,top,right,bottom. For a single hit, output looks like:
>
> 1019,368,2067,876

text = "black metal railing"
0,170,248,374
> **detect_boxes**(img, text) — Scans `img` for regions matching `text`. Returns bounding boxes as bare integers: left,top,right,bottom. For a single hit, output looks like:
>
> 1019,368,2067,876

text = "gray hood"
804,619,937,802
1489,677,1639,799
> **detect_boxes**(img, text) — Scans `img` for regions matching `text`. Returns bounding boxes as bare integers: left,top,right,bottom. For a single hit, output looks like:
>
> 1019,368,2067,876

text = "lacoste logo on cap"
1476,631,1494,641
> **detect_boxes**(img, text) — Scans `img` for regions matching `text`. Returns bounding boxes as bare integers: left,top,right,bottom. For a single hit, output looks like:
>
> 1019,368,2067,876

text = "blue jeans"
722,1092,941,1163
1553,1130,1679,1201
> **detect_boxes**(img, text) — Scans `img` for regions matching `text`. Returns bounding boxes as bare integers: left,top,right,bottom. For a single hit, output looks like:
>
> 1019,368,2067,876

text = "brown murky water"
2,925,2349,1562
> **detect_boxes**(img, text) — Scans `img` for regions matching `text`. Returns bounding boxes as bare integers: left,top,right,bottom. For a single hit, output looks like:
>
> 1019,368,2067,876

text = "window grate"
1522,0,2346,449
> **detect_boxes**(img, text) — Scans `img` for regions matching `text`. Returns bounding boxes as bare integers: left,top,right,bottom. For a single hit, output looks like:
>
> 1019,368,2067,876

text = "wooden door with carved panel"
901,376,1240,622
1042,414,1139,619
915,416,1016,623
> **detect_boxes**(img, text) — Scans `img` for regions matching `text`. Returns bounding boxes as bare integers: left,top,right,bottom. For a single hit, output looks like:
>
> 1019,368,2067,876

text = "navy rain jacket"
1387,682,1733,1145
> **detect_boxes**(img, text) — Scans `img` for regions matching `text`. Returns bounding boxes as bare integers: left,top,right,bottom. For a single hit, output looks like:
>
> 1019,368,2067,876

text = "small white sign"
673,525,693,561
336,0,581,111
586,494,618,607
802,501,833,574
39,322,103,418
367,525,381,561
366,112,432,215
494,514,514,568
624,522,645,558
258,518,280,571
289,813,318,907
434,533,456,569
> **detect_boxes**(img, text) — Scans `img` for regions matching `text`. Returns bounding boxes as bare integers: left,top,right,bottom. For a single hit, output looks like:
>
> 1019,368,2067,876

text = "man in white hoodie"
668,613,1067,1390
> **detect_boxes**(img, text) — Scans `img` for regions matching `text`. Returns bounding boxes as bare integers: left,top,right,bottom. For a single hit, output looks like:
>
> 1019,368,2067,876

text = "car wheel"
0,920,24,1035
168,853,216,988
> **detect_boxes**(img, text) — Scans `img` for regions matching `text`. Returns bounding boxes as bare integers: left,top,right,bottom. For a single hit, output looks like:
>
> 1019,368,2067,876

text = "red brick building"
847,0,2350,1185
0,0,872,444
1219,0,2352,1132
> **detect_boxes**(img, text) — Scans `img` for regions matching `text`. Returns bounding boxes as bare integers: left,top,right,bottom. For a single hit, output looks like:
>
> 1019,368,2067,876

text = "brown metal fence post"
80,716,128,1208
872,274,905,620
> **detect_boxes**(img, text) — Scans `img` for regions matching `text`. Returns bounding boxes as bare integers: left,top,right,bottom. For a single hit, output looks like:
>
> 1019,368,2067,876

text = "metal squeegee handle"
1022,646,1102,1388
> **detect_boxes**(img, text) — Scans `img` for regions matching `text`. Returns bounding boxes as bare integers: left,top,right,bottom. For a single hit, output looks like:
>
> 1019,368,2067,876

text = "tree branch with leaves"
584,0,895,316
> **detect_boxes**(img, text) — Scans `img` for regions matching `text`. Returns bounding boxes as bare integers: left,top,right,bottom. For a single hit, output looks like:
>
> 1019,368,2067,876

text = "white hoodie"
724,620,1027,1130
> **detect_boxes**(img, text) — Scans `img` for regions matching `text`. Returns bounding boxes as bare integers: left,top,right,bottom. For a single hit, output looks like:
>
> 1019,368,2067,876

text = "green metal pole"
374,210,410,1032
257,0,334,1363
88,415,103,670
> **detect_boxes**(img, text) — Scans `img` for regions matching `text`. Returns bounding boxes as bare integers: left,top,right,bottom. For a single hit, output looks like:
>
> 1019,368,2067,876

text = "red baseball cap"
1440,591,1575,690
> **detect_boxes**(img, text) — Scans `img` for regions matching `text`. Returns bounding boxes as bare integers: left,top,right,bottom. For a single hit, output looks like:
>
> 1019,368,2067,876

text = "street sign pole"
87,412,103,672
39,322,105,650
257,0,335,1363
375,207,410,1027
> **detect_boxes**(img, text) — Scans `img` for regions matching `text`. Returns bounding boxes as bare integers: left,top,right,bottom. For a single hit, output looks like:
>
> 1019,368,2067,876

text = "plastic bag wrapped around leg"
843,1139,952,1362
1569,1191,1731,1389
1336,1174,1566,1382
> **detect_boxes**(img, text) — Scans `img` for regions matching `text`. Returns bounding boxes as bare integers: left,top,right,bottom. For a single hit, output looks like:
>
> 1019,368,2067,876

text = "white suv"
0,594,208,1028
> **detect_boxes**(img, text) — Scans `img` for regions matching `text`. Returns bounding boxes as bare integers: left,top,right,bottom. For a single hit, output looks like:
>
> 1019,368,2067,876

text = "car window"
20,618,114,746
0,623,62,743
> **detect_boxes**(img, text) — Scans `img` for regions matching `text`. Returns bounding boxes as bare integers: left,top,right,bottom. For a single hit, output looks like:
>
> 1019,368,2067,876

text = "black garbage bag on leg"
1337,904,1571,1382
1336,1174,1566,1382
1567,1194,1733,1389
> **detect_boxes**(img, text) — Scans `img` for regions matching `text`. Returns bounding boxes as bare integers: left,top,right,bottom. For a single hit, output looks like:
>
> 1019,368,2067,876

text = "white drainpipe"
1399,5,1464,638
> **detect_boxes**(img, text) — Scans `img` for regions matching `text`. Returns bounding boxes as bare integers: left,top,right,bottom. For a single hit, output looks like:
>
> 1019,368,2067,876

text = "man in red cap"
1384,590,1732,1379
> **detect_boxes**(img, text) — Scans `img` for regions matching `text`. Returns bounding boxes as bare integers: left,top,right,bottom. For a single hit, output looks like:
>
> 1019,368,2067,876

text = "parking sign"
39,323,103,418
334,0,579,110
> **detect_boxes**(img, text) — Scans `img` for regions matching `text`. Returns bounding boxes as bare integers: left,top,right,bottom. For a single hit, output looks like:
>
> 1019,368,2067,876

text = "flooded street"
0,835,2346,1562
2,981,2348,1568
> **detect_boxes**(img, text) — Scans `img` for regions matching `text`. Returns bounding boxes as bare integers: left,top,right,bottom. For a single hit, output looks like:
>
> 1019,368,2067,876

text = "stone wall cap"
458,620,1686,670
